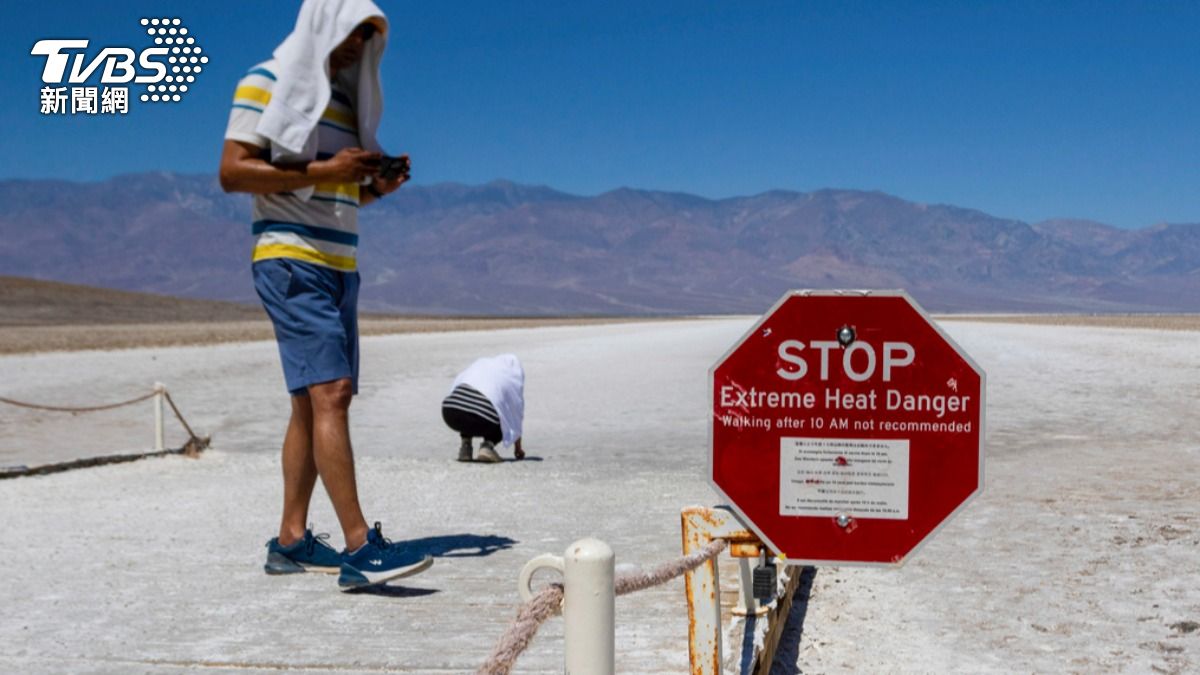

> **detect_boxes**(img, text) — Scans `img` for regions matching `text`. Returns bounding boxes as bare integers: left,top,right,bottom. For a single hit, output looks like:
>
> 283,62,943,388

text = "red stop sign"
709,291,985,566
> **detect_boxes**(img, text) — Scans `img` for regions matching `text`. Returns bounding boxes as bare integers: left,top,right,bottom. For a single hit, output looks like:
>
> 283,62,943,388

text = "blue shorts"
252,258,360,397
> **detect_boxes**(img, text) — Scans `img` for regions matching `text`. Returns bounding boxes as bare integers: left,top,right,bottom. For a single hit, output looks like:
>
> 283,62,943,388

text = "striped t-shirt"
224,60,363,272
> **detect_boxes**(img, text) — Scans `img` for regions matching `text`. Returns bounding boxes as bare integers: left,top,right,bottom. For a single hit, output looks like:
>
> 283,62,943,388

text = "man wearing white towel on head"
443,355,526,463
219,0,429,591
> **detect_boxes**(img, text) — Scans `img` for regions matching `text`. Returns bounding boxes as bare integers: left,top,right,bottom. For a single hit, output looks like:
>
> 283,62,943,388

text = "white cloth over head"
256,0,388,198
450,355,526,447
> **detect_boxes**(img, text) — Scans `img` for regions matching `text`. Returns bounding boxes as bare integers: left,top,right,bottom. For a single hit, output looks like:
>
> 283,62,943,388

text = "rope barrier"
0,391,156,413
478,538,729,675
163,391,205,452
0,385,209,479
477,584,565,675
614,537,728,597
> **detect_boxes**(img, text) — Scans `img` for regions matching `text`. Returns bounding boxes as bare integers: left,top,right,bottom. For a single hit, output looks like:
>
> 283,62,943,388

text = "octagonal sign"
709,290,985,566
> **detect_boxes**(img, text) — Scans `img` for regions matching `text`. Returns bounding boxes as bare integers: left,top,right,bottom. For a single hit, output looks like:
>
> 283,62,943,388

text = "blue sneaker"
338,522,433,590
264,528,343,575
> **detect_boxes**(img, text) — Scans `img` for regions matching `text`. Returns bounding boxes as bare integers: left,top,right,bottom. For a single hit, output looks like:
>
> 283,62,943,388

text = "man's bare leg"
309,378,369,550
278,394,318,546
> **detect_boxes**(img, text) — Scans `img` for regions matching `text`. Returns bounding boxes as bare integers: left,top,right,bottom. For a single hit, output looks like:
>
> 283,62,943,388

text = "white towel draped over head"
256,0,388,171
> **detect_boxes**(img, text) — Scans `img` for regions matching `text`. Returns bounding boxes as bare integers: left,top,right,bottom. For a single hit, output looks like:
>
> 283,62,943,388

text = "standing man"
219,0,430,590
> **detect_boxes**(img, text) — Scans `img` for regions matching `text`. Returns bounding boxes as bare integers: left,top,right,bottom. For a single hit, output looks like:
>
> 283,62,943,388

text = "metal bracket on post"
681,505,763,674
731,542,769,617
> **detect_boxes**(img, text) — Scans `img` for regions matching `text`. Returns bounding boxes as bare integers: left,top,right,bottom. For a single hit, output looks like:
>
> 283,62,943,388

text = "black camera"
379,154,411,181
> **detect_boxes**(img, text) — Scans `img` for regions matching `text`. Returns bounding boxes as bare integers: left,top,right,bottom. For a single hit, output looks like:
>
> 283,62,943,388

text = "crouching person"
442,354,525,463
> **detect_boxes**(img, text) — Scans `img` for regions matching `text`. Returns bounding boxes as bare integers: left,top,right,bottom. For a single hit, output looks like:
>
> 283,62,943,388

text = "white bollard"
563,538,615,674
519,537,615,674
153,382,165,451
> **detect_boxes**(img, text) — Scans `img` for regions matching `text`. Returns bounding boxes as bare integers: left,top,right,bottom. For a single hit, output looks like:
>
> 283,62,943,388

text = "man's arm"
218,140,381,194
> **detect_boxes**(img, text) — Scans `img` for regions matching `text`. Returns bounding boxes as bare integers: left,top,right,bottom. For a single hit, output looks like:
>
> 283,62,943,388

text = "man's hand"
370,154,411,197
312,147,382,183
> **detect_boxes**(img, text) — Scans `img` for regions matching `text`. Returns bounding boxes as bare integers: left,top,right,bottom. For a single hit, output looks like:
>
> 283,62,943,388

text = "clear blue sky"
1,1,1197,228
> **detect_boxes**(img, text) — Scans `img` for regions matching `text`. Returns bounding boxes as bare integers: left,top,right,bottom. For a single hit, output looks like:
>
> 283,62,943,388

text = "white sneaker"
476,441,502,463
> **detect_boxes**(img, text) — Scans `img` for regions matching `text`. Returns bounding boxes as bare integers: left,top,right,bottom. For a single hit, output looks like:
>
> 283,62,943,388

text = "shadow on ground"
405,533,518,558
344,585,441,598
769,566,818,675
460,456,544,463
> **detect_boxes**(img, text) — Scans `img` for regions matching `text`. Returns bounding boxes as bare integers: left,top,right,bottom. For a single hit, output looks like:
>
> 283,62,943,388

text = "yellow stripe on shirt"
252,243,357,271
313,183,360,200
233,86,355,130
321,106,357,129
234,85,272,106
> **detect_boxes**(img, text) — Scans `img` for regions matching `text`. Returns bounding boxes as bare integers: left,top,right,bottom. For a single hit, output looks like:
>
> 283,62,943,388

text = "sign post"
709,290,985,566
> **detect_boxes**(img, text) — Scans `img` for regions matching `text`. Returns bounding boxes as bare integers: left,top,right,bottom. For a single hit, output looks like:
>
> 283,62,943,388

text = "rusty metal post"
681,505,762,674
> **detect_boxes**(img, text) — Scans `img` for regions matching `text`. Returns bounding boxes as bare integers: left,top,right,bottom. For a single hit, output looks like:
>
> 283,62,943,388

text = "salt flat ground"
0,319,1197,674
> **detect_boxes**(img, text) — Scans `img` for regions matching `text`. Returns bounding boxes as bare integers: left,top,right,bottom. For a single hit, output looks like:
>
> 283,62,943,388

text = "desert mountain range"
1,173,1196,314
